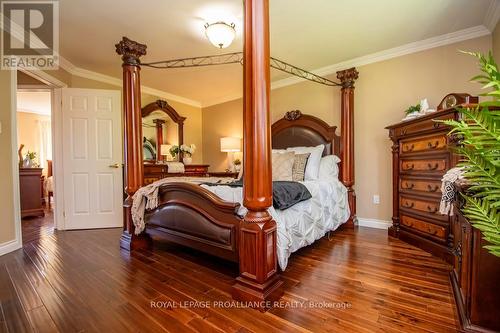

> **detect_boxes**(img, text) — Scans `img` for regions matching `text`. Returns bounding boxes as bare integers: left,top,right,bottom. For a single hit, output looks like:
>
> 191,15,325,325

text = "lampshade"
160,144,172,156
220,137,241,152
204,22,236,49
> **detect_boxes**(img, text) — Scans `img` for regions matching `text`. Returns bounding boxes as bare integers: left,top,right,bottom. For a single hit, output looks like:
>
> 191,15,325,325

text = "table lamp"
161,144,173,162
220,137,241,172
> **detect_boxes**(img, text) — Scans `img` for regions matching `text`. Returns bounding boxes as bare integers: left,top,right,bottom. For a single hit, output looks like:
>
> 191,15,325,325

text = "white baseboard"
357,218,392,230
0,238,22,257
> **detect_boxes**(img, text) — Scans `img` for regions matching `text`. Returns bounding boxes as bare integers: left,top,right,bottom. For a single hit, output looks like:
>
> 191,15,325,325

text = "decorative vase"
234,164,241,172
183,157,192,165
22,157,32,168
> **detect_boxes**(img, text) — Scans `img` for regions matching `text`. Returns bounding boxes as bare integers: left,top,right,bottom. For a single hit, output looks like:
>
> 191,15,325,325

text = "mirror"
141,100,185,163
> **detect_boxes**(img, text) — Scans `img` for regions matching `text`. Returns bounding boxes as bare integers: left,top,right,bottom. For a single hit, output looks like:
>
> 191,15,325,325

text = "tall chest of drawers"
386,108,462,263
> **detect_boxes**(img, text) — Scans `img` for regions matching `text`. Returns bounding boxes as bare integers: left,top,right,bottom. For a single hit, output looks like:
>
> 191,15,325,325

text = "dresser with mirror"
141,100,209,184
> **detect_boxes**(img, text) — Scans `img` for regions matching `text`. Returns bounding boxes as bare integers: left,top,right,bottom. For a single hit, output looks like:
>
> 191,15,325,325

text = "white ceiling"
17,91,52,115
58,0,498,106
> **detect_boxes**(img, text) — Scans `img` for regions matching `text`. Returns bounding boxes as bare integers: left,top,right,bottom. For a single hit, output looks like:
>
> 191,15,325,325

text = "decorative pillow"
292,153,310,182
318,155,341,180
272,152,295,181
286,144,324,180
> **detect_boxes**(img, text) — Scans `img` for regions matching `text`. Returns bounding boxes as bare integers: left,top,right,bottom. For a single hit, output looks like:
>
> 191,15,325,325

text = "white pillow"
318,155,341,180
286,144,324,180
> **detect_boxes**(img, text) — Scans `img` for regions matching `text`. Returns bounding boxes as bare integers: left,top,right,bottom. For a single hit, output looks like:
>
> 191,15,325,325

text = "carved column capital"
337,67,359,88
115,37,147,65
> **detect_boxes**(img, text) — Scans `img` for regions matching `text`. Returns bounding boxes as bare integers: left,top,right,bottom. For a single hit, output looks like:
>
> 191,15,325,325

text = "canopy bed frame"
115,0,358,305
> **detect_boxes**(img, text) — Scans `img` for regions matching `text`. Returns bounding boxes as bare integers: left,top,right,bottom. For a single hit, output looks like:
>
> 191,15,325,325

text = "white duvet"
202,178,350,270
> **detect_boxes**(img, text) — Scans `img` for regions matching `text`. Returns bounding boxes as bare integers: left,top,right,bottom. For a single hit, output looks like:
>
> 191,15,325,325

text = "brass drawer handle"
403,163,415,171
403,182,415,190
427,163,439,170
427,205,439,213
427,141,440,149
427,184,439,192
403,202,415,209
404,144,415,152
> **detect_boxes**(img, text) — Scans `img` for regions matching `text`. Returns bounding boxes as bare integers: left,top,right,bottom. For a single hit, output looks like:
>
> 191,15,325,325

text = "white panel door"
62,88,122,229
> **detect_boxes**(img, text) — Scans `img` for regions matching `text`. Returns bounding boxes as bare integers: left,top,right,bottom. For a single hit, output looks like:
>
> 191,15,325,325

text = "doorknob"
108,163,121,168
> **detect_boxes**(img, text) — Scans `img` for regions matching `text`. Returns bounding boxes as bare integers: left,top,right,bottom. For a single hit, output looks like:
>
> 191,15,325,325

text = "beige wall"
202,35,491,222
0,70,17,245
494,21,500,65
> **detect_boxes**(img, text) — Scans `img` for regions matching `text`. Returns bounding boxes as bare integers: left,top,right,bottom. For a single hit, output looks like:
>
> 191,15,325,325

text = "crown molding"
484,0,500,32
2,11,201,108
68,65,202,107
202,25,491,108
202,92,244,108
19,68,68,88
57,56,202,108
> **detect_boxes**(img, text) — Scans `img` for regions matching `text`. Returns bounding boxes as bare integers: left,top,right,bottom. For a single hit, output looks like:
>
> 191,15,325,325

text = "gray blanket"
203,179,312,210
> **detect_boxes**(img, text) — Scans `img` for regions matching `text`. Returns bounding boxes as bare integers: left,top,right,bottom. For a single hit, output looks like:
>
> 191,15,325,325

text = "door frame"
15,69,67,232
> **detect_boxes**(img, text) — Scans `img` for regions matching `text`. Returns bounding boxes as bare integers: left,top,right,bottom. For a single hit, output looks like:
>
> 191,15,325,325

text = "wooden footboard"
144,182,242,262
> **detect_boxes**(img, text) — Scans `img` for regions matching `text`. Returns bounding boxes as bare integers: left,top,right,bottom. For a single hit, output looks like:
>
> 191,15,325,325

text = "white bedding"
201,178,350,270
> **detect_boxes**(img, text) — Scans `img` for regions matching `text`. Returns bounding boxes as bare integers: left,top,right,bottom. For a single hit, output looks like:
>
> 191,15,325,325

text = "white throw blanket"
131,177,234,234
439,167,465,216
166,162,185,173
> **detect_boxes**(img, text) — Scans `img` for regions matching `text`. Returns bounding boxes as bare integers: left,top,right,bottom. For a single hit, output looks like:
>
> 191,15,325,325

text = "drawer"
400,156,448,174
400,215,447,240
400,134,447,155
144,166,167,174
400,177,441,196
144,177,160,185
394,113,455,137
184,166,209,173
400,195,446,221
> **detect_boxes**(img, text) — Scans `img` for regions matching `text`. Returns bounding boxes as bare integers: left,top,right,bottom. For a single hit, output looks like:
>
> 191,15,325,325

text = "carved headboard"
271,110,340,156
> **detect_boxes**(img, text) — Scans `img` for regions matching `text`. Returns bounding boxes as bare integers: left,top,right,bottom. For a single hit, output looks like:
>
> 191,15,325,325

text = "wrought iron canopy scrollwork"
141,52,341,87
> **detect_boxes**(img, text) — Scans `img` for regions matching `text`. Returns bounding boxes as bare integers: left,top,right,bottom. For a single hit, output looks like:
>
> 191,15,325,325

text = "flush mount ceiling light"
204,21,236,49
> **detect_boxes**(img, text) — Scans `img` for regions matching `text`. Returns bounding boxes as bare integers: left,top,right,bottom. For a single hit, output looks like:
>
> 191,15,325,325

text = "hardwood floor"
21,209,54,245
0,222,460,332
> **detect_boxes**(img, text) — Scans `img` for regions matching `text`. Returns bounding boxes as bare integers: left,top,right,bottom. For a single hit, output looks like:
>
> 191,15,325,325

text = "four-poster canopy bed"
115,0,358,305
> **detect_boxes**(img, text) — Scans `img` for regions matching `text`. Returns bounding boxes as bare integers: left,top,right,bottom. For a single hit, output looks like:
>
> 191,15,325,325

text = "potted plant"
23,151,38,168
169,145,180,161
443,51,500,257
233,158,242,172
180,144,196,165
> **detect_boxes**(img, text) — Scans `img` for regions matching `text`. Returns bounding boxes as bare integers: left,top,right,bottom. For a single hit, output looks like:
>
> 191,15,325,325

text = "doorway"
16,88,55,243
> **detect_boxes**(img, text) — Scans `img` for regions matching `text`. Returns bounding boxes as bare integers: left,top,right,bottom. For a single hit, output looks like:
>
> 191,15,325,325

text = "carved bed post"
232,0,283,305
337,68,359,228
153,119,165,161
115,37,151,250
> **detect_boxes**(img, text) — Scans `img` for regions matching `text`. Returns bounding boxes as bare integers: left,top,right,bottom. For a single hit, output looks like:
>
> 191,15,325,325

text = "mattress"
201,178,350,269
